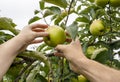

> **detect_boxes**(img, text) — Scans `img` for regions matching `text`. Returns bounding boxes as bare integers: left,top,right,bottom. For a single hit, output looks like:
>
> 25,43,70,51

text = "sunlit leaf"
66,22,78,40
0,17,18,35
43,9,53,17
39,0,45,10
28,16,41,24
43,0,67,8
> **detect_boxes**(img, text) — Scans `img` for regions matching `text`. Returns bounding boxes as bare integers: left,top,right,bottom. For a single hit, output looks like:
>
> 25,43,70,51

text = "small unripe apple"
89,0,94,3
78,75,89,82
44,25,66,47
90,20,105,36
110,0,120,7
86,46,95,58
95,0,109,7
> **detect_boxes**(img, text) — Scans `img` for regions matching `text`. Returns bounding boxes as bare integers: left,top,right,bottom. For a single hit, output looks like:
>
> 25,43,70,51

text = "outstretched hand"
16,24,49,51
18,24,49,44
54,39,87,73
54,39,86,61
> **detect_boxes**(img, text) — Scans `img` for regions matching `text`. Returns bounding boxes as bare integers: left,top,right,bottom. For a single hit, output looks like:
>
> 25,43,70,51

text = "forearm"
73,58,120,82
0,35,26,80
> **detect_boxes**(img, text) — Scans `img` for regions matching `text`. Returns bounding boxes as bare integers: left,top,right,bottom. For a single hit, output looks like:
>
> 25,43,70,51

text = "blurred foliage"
0,0,120,82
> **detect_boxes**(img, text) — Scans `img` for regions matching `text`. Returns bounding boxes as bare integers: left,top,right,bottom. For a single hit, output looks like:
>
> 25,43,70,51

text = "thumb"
54,45,66,57
71,38,80,46
55,44,67,53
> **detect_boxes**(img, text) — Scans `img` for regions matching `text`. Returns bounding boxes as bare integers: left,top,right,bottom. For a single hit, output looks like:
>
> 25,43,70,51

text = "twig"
65,0,74,25
14,60,36,82
39,10,49,25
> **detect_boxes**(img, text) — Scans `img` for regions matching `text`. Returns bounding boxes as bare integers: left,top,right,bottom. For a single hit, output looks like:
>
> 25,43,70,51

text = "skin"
0,23,49,81
55,39,120,82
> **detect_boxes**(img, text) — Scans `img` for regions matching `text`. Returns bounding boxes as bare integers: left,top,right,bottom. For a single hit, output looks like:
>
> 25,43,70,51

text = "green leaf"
43,9,53,17
66,22,78,40
28,16,41,24
7,64,24,78
34,10,40,15
93,48,110,64
39,0,45,10
0,31,14,44
43,0,67,8
0,17,18,35
91,48,108,59
76,16,90,23
18,51,50,74
110,40,120,50
48,6,61,15
33,73,47,82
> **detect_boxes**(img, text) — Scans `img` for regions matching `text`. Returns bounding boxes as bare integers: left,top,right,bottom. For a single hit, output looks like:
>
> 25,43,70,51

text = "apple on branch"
43,25,66,47
95,0,109,7
90,20,105,36
110,0,120,7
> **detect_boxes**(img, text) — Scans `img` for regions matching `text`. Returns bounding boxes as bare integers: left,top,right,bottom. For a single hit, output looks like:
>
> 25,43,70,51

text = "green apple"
78,75,89,82
90,20,105,36
95,0,109,7
110,0,120,7
43,25,66,47
88,0,94,3
86,46,95,58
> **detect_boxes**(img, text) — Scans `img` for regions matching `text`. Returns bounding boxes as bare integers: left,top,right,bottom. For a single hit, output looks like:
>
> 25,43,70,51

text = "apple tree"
0,0,120,82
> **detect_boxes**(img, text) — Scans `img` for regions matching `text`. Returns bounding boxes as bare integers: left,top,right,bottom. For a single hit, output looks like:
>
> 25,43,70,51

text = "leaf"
66,22,78,40
28,16,41,24
36,43,47,52
34,10,40,15
7,64,24,78
0,31,14,44
91,48,108,59
91,47,111,64
43,9,53,17
33,73,47,82
48,6,61,15
18,51,50,74
110,40,120,50
39,0,45,10
43,0,67,8
0,17,18,35
76,16,90,23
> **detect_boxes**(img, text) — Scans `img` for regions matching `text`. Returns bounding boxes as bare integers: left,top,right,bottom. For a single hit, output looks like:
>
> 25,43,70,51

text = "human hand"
16,24,49,52
17,23,49,45
54,39,86,61
54,39,87,74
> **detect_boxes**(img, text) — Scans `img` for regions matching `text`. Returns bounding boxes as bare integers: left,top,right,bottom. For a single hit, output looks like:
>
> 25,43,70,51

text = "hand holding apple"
43,25,66,47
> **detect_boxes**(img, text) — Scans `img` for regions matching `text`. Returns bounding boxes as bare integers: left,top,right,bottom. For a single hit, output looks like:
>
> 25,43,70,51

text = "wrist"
72,54,90,70
15,34,28,45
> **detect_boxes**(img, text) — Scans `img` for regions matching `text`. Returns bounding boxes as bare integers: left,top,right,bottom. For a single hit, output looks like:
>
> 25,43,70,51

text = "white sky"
0,0,78,30
0,0,40,29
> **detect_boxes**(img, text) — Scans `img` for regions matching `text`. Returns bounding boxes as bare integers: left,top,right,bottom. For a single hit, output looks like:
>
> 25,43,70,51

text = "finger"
55,45,66,53
65,32,69,36
54,51,64,57
66,38,72,43
30,39,44,44
30,23,48,29
35,32,49,37
70,38,80,45
32,28,45,32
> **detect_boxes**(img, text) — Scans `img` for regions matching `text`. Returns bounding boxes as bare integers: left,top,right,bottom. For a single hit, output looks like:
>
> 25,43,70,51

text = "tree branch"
65,0,74,25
